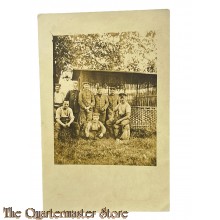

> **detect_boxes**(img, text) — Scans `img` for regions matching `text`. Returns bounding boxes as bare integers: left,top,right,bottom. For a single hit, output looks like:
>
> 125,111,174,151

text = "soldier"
78,82,95,128
94,87,109,124
59,67,74,97
54,83,65,117
85,113,106,140
112,93,131,140
106,87,119,136
54,101,80,140
65,80,80,122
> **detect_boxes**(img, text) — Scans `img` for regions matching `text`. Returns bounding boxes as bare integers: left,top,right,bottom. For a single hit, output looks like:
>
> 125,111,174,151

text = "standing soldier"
78,82,95,129
106,87,119,136
54,83,65,117
65,81,80,122
94,87,109,124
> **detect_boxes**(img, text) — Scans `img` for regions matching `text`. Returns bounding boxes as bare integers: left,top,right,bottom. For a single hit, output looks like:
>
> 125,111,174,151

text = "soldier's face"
83,84,90,90
93,116,99,122
120,96,126,103
97,88,102,94
63,101,69,109
110,89,115,95
73,82,78,90
55,86,60,93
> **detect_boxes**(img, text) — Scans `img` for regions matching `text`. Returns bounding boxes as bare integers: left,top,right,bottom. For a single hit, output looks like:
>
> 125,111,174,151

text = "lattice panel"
130,106,157,131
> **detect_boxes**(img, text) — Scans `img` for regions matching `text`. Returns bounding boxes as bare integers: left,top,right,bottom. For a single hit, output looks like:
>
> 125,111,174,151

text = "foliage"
54,31,157,82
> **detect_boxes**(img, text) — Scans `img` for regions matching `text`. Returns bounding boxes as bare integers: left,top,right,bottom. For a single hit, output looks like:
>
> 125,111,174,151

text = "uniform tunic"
94,94,109,123
78,90,95,126
65,90,80,122
107,94,119,120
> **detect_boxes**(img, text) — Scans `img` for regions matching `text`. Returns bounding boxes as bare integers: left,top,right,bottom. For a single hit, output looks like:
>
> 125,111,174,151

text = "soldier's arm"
119,112,131,121
117,105,131,122
55,109,66,127
67,109,74,126
114,104,119,112
90,92,95,108
103,96,109,110
99,122,106,134
78,91,86,109
64,91,70,101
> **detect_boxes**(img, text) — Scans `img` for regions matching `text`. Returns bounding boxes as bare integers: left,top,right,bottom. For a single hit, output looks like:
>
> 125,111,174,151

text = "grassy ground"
54,131,156,166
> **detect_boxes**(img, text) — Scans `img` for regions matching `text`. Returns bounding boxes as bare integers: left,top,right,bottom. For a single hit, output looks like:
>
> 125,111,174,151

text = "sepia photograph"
39,10,169,211
53,32,157,166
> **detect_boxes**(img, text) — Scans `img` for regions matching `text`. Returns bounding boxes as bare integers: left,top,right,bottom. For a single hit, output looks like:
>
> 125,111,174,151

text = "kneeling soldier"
113,92,131,140
85,113,106,140
54,101,80,140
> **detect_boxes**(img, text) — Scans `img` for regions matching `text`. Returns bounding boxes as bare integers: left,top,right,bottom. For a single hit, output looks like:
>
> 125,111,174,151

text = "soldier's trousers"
113,119,130,140
54,122,80,140
94,108,106,124
106,117,130,140
79,108,93,126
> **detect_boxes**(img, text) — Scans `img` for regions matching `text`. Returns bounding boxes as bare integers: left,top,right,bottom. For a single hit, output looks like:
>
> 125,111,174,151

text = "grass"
54,131,156,166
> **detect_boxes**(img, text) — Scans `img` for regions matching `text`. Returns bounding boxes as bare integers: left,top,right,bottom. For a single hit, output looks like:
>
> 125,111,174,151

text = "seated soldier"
85,113,106,140
113,92,131,140
54,101,80,140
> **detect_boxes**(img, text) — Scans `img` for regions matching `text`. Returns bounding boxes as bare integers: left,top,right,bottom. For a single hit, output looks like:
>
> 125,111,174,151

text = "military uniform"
65,90,80,122
106,93,119,136
78,89,95,126
107,93,119,120
94,94,109,123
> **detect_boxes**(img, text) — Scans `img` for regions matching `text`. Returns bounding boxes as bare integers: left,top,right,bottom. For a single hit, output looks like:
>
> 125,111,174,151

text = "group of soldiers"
54,81,131,141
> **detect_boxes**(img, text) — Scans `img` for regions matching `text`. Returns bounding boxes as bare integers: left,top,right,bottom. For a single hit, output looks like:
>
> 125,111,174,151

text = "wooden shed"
72,69,157,131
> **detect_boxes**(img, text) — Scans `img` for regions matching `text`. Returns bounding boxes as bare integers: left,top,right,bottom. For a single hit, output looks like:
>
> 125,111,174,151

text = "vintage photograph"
53,31,157,166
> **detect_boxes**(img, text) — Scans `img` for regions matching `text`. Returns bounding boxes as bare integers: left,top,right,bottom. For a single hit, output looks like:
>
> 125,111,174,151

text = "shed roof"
72,68,156,75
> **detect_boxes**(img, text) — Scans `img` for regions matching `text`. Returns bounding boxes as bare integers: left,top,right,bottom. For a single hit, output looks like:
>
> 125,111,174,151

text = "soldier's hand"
99,133,103,138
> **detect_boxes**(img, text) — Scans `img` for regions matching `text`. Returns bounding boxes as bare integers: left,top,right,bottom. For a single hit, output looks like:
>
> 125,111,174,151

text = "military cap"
109,86,116,90
55,83,61,87
119,92,127,97
82,82,90,86
93,112,100,117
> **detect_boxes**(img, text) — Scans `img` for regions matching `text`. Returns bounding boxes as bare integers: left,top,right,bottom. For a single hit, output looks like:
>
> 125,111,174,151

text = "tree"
53,31,157,82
